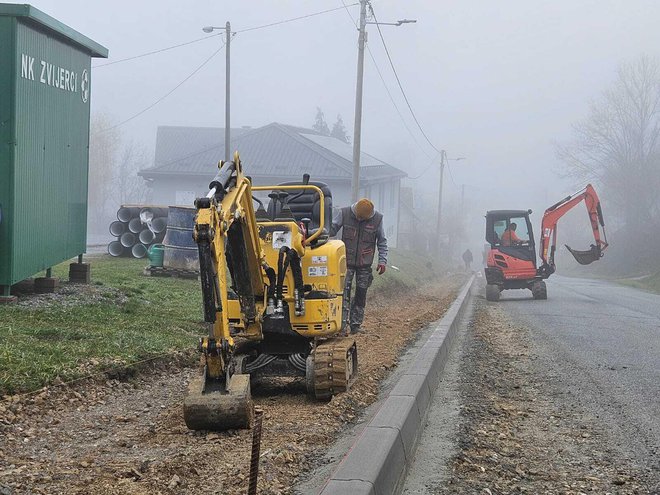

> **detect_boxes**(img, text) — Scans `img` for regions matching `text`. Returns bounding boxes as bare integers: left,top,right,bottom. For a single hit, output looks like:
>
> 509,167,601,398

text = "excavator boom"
538,183,608,276
184,155,263,431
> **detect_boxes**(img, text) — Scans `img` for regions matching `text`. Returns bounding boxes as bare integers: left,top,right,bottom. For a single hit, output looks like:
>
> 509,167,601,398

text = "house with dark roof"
138,122,408,247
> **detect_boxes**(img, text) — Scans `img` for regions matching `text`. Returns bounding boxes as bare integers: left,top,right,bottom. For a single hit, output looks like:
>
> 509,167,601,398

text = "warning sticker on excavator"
272,231,291,249
312,256,327,264
308,266,328,277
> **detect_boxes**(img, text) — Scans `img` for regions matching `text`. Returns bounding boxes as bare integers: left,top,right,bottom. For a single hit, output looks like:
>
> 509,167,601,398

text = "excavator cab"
484,209,543,301
486,210,536,262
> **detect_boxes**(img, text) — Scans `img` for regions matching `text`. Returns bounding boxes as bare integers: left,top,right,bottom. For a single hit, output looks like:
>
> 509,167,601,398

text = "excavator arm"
184,152,268,430
538,183,608,278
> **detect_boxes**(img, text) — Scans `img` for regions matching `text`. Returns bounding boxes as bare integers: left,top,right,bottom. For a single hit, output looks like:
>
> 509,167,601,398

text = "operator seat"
267,181,333,235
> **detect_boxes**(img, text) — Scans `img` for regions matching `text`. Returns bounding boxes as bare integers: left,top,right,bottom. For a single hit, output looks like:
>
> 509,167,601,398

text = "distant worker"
462,248,473,270
501,222,521,246
331,198,387,334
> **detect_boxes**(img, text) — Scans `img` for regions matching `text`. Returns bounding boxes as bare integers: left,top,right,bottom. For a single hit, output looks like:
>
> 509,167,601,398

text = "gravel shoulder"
0,275,464,495
438,296,659,494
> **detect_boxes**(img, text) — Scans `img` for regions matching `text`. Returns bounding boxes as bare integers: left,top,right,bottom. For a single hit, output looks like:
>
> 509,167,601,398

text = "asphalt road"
499,275,660,465
403,275,660,493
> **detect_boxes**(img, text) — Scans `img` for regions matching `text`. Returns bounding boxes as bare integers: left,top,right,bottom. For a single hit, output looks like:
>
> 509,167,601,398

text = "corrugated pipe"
139,228,155,245
117,206,140,223
128,218,143,234
120,232,136,248
140,207,169,221
109,220,126,237
131,244,148,259
108,241,124,257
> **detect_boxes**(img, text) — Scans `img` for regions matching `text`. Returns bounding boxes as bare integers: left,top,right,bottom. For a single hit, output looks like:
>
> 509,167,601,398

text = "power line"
92,4,357,69
236,3,359,33
369,3,441,155
339,0,432,160
339,0,358,24
446,161,458,187
408,151,442,179
93,33,222,69
95,41,227,134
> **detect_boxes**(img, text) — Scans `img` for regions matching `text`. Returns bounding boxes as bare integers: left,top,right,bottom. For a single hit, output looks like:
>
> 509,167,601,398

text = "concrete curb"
319,275,476,495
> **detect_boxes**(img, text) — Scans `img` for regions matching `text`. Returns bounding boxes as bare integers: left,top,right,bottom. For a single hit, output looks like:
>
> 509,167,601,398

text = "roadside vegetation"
0,257,202,395
619,272,660,294
0,249,445,396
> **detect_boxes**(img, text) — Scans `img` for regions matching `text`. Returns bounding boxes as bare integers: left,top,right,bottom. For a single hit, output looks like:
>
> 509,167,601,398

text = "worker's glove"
376,264,386,275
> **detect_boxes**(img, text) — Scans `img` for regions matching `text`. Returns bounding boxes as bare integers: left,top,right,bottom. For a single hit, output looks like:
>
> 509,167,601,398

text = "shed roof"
139,122,407,184
0,3,108,57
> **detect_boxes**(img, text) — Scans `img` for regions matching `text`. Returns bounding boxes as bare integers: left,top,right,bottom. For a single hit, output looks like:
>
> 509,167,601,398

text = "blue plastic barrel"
162,206,199,271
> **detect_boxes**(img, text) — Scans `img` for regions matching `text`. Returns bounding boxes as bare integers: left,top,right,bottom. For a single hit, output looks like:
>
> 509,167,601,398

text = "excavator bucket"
183,372,253,431
565,244,602,265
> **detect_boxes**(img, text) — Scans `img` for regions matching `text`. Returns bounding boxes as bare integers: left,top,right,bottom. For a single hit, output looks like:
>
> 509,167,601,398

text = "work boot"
350,326,363,335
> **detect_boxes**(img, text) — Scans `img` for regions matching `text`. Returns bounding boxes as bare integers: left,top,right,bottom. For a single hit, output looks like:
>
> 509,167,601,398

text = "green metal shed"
0,3,108,297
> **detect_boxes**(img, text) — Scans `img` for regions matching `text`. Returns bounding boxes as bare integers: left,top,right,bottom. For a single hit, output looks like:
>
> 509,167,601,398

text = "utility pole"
435,150,446,247
351,0,368,203
224,21,231,162
349,4,416,202
203,23,231,162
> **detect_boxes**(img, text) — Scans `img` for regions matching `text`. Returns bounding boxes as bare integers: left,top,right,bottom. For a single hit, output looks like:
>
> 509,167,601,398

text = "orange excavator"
484,184,608,301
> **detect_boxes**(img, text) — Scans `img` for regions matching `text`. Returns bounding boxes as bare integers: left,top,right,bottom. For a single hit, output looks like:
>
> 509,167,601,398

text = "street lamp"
202,22,232,162
351,1,417,202
436,151,466,248
366,19,417,27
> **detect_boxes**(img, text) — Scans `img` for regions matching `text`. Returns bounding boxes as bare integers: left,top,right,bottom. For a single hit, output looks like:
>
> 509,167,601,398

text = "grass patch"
0,249,441,395
371,249,444,293
619,271,660,294
0,256,202,395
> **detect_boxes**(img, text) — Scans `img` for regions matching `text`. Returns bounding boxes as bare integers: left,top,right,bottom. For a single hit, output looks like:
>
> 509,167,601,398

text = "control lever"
300,217,312,236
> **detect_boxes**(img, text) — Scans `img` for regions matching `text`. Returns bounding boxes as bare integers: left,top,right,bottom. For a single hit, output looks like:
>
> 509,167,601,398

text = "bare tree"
556,56,660,231
88,114,151,235
88,114,120,233
112,140,150,205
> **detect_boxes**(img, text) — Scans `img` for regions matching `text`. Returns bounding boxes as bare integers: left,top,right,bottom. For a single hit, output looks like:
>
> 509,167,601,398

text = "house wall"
146,177,209,208
398,207,415,250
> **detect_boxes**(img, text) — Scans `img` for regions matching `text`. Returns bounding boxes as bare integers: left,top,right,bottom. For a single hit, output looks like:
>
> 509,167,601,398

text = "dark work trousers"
343,266,374,332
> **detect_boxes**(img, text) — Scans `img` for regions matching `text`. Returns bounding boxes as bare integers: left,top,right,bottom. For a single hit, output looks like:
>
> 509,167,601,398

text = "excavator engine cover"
565,244,602,265
183,372,253,431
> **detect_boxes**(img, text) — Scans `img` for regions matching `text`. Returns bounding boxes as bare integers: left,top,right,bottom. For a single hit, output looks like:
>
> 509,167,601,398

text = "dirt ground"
0,275,464,495
442,301,658,494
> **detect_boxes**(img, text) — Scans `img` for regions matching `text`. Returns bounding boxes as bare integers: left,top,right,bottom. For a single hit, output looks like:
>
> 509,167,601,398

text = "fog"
17,0,660,269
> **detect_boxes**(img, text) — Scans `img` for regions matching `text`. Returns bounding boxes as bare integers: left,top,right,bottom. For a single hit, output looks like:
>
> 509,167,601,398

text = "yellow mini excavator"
183,152,358,431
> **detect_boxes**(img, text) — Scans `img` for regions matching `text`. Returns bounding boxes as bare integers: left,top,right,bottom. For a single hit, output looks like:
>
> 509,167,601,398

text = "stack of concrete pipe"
107,206,168,258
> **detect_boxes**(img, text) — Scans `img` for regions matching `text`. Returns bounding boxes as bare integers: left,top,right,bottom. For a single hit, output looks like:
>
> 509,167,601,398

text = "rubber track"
313,338,358,400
